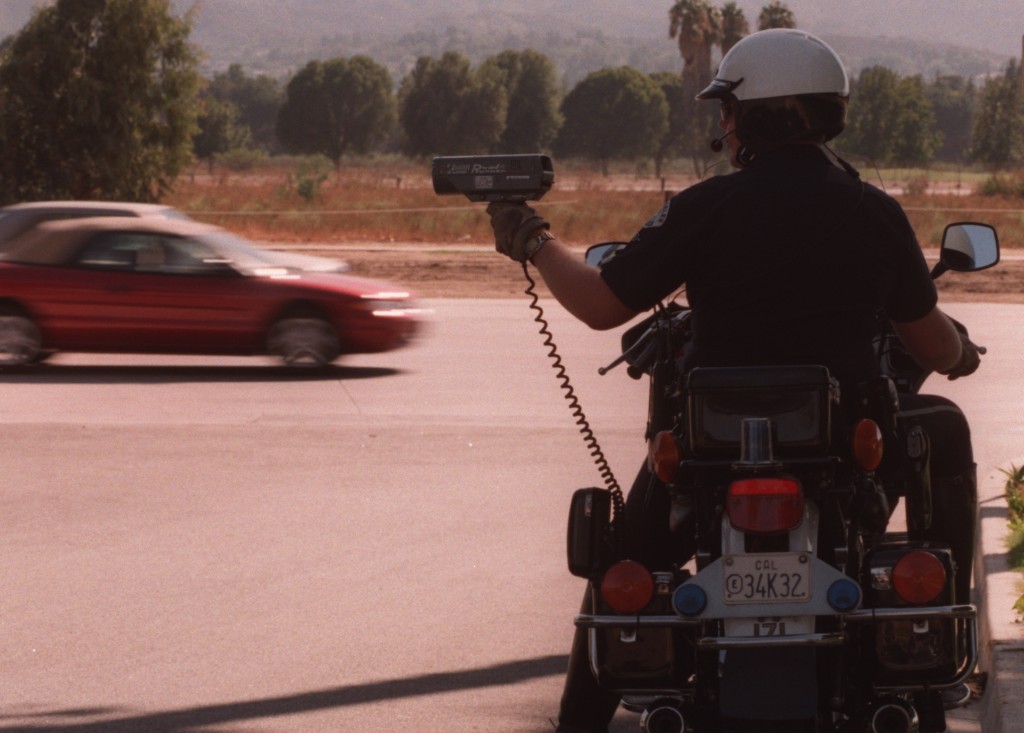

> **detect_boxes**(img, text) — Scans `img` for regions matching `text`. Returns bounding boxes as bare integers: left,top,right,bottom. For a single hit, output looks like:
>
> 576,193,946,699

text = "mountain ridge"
0,1,1017,82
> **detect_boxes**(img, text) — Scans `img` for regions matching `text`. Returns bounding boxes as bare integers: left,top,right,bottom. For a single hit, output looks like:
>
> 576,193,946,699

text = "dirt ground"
298,243,1023,304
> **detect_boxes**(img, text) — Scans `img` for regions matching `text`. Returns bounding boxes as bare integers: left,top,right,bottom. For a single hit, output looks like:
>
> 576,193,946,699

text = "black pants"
556,392,976,731
895,392,974,479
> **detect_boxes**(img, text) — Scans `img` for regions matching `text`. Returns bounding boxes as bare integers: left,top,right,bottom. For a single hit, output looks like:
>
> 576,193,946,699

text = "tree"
193,95,250,171
276,56,396,166
554,67,668,174
890,75,942,166
668,0,721,172
969,60,1024,170
650,72,689,177
926,75,976,163
841,66,942,166
669,0,721,87
757,1,796,30
479,50,562,153
398,52,507,157
0,0,201,204
720,2,750,55
841,65,900,163
208,64,283,152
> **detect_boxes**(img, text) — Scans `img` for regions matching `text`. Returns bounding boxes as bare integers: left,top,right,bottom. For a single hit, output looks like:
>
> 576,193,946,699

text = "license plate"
722,553,811,604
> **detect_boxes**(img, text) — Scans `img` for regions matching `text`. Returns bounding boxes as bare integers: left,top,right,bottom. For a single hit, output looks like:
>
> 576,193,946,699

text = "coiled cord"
521,263,626,539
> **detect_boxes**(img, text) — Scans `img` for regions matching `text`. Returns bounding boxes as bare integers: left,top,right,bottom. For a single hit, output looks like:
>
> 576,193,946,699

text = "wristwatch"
525,229,554,261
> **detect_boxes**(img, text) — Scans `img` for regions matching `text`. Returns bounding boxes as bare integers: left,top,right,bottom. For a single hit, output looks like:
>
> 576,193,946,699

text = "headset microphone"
709,130,735,153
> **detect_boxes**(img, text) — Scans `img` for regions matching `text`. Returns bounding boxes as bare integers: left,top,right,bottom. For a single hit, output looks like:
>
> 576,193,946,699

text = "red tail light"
852,418,884,471
893,551,947,605
601,560,654,613
650,430,681,482
726,477,804,534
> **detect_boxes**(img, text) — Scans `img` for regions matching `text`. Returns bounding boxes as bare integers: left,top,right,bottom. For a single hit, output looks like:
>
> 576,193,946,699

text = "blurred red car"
0,217,421,367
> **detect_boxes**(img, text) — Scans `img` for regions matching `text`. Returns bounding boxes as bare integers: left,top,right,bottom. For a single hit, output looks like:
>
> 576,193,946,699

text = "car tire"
266,316,340,368
0,314,42,367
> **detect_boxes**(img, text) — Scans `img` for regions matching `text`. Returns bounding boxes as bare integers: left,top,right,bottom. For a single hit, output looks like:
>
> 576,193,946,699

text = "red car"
0,217,421,367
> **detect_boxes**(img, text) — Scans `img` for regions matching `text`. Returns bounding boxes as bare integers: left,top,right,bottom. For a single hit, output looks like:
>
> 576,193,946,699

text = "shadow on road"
0,654,567,732
0,364,401,384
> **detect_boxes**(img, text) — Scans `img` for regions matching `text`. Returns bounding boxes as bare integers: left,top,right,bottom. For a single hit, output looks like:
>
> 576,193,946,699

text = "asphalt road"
1,299,1020,732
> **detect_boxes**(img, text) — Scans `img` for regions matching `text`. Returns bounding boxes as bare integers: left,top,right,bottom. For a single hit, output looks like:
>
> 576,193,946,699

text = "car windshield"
200,231,291,271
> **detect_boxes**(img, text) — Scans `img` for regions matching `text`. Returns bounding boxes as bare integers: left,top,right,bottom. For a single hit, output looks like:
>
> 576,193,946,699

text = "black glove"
941,321,983,380
486,202,550,262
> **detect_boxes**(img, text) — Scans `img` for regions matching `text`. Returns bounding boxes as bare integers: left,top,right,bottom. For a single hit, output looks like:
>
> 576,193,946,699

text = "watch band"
526,229,554,261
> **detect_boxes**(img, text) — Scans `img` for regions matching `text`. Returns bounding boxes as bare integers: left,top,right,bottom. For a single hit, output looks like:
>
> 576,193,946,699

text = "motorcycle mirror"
932,222,1000,277
585,242,628,269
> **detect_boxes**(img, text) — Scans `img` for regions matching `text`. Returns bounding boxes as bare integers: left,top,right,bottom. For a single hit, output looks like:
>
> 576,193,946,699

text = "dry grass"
166,162,1024,250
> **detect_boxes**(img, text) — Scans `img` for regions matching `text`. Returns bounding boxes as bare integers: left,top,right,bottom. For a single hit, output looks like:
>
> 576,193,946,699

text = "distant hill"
0,0,1016,83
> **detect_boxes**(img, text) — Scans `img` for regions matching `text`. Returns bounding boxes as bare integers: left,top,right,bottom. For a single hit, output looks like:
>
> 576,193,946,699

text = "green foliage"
669,0,722,70
720,2,750,55
398,51,507,157
208,64,283,152
0,0,201,204
218,147,268,172
841,66,943,166
555,66,669,173
276,55,396,166
1003,465,1024,616
840,66,899,162
969,60,1024,170
291,156,333,202
649,71,692,176
890,75,943,165
757,1,796,30
1004,464,1024,525
978,173,1024,196
194,95,251,166
926,75,976,163
479,50,562,153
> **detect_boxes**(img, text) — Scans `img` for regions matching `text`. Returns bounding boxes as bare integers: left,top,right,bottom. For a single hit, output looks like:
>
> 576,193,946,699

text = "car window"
76,233,159,270
75,232,233,275
161,236,234,274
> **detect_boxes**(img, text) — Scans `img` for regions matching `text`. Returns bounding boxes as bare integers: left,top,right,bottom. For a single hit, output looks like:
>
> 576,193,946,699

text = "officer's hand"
486,202,549,262
941,325,984,380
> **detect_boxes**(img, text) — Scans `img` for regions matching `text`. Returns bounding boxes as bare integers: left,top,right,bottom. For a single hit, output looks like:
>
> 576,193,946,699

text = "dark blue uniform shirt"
600,145,937,387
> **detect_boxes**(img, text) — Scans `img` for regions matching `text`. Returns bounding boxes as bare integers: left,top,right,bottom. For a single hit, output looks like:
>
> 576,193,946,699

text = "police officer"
489,29,981,730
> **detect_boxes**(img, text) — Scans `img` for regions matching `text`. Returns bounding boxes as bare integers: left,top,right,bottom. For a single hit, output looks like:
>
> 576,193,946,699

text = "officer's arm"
891,306,963,373
530,236,638,331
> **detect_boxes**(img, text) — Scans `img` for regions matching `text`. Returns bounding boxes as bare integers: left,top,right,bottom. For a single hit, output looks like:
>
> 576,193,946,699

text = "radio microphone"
709,129,735,153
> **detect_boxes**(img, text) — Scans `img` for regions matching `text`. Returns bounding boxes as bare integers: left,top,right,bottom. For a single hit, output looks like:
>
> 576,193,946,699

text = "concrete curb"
974,466,1024,733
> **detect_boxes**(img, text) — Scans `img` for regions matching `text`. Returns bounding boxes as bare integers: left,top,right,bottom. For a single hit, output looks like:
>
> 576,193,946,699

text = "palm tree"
757,0,796,30
668,0,722,173
668,0,721,83
720,2,750,55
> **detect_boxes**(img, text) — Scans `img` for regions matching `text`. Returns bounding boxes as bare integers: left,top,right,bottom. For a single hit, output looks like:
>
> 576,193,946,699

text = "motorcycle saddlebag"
686,365,838,458
589,575,693,692
567,488,611,578
865,544,962,685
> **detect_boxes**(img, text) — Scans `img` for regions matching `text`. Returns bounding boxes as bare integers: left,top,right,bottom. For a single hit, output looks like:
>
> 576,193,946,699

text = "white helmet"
697,28,849,102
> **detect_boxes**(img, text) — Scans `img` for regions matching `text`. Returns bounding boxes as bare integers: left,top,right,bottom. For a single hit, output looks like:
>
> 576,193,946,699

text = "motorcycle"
565,222,999,733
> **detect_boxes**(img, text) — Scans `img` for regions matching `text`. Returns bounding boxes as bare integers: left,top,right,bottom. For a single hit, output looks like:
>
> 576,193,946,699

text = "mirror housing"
933,222,999,277
585,242,629,269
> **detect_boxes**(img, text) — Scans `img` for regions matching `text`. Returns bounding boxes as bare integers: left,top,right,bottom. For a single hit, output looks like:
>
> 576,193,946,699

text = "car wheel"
266,317,340,367
0,314,42,366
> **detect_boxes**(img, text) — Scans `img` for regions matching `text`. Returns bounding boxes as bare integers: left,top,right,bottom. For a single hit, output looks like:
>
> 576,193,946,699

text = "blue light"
673,583,707,616
827,578,862,611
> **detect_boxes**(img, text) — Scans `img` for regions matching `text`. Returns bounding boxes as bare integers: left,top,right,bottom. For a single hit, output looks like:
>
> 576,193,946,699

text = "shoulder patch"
642,200,672,229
